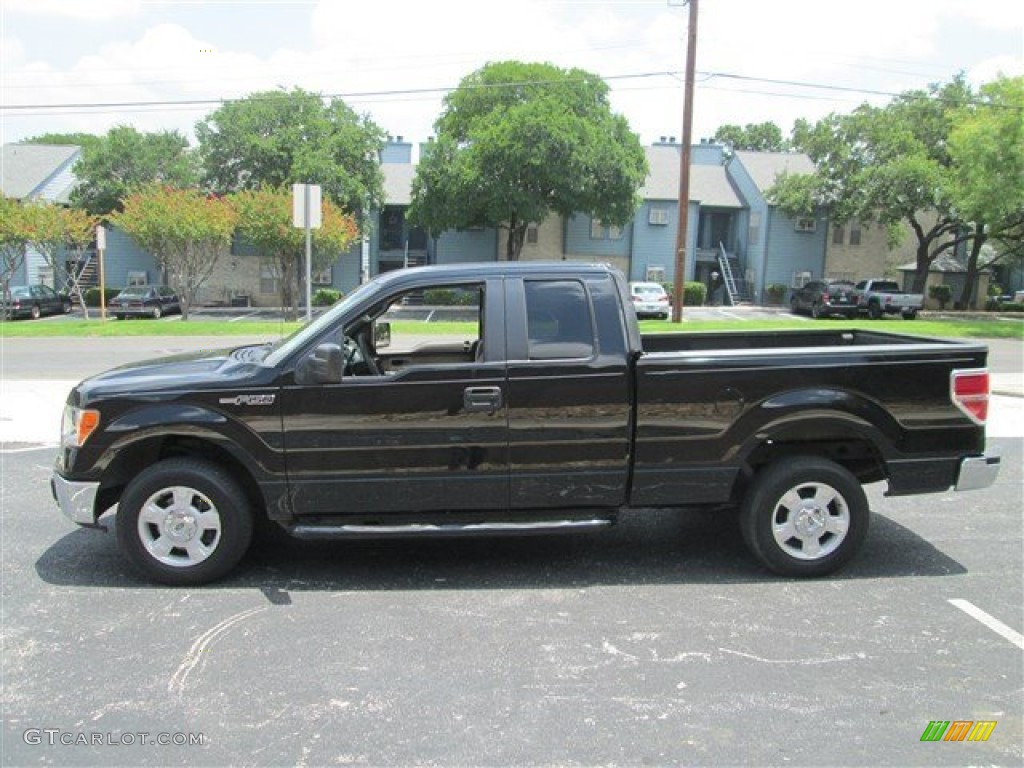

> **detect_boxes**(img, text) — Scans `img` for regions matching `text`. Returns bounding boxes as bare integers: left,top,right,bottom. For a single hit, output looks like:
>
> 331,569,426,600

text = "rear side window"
524,280,595,360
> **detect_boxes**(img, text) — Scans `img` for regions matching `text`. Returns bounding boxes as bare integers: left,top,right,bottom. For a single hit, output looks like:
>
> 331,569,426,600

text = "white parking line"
949,599,1024,649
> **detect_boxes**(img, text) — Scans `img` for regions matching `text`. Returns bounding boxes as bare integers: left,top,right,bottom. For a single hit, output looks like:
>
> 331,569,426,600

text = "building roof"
732,150,815,193
0,144,81,202
640,144,743,208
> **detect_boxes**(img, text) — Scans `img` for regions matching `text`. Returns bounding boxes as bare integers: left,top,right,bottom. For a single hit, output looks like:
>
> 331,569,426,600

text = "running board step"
290,518,614,540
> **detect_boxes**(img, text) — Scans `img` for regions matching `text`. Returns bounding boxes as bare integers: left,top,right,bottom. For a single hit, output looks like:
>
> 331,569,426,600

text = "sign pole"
96,225,107,322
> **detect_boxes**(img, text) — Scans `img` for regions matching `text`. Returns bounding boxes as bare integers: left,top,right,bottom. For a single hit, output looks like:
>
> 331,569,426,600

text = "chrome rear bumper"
955,455,1001,492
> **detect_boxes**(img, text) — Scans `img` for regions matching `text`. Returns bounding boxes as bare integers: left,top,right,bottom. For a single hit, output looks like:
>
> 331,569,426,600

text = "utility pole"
671,0,699,323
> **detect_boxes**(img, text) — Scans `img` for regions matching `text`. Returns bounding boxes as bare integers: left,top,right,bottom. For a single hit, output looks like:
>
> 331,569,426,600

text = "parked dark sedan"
790,279,858,319
108,285,181,319
2,284,73,320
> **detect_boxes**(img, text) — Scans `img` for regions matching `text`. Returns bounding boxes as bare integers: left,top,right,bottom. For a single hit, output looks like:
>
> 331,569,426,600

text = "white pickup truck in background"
853,279,925,320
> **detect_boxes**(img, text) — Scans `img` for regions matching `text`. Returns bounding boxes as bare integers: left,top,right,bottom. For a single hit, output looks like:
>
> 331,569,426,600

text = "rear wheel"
740,456,869,577
868,302,882,320
151,306,163,319
62,300,73,314
116,458,253,585
30,304,41,320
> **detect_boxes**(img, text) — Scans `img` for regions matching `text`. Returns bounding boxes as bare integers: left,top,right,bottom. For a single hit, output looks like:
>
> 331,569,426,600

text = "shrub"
312,288,343,307
84,287,121,307
683,281,707,307
764,284,788,305
928,284,952,310
989,300,1024,313
423,288,479,306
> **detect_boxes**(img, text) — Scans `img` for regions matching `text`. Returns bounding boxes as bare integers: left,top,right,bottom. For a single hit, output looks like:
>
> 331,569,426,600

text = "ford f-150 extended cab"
52,263,1000,585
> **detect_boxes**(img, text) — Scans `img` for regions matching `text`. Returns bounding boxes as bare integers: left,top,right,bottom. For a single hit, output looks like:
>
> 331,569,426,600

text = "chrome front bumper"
51,472,100,525
955,455,1001,492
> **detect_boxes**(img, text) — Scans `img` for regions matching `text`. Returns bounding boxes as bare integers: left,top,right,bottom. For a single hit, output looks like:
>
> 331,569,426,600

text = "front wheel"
868,302,882,320
62,300,73,314
151,306,163,319
740,456,869,577
116,458,253,585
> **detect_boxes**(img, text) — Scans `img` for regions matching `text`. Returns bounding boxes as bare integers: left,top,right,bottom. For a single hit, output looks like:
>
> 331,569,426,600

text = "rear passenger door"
505,275,632,511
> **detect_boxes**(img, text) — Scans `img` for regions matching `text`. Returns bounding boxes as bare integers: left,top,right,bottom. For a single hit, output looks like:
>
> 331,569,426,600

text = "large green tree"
774,76,977,293
23,132,103,154
70,126,199,216
1,197,32,306
21,203,97,316
232,186,359,320
408,61,648,261
196,88,386,218
113,185,237,319
712,122,789,156
947,75,1024,306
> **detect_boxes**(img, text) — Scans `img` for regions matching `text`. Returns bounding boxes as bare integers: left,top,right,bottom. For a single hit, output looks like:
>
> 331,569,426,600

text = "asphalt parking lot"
1,334,1021,766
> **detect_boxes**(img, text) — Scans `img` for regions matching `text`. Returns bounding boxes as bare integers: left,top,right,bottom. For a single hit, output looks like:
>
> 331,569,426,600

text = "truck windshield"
262,280,385,367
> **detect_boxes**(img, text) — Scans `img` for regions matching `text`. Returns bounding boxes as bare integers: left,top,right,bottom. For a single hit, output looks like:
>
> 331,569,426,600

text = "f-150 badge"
219,394,276,406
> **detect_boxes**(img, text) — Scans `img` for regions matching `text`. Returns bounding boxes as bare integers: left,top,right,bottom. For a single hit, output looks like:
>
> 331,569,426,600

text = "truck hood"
73,344,276,403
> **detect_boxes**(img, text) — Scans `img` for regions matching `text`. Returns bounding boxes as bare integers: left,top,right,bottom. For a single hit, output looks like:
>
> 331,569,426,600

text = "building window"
748,212,761,245
649,207,669,225
832,225,844,245
795,217,817,233
526,225,538,245
312,266,332,286
608,225,622,240
259,264,279,295
849,219,861,246
791,271,812,289
590,218,604,240
126,270,148,287
646,265,666,282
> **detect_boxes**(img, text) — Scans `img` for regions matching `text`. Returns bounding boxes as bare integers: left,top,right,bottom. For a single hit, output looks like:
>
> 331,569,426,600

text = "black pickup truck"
52,263,1000,585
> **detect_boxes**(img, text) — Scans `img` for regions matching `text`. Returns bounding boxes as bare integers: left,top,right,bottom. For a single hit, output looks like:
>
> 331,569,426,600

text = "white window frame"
795,217,817,233
648,207,669,226
791,271,812,289
645,265,666,282
126,270,148,287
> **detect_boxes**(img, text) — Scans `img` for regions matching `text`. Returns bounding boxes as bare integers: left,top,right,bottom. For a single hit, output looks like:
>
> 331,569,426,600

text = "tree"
775,76,976,293
232,186,359,320
947,76,1024,307
70,126,199,216
711,122,788,156
196,88,385,218
113,185,237,319
408,61,648,261
21,203,97,316
1,197,31,307
23,132,103,154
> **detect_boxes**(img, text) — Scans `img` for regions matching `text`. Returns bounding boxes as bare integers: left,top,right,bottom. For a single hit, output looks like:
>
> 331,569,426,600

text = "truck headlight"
61,405,100,447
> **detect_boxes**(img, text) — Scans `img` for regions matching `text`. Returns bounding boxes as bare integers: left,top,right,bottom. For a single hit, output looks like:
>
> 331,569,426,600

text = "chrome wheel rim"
771,481,850,560
137,486,222,567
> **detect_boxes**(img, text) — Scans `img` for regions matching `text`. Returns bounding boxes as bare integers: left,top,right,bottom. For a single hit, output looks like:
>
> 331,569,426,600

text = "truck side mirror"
295,343,343,385
374,321,391,349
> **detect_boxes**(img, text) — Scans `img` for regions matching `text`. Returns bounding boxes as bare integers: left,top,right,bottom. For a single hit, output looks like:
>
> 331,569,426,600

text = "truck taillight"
951,369,990,425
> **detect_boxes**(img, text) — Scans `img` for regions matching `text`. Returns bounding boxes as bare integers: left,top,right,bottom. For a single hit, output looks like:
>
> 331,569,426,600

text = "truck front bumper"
955,454,1001,492
51,472,100,525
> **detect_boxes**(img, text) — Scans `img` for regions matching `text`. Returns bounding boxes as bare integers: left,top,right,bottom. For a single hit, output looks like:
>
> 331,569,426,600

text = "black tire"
868,302,882,320
116,458,253,585
902,310,917,320
811,302,823,319
30,304,41,320
740,456,869,577
152,306,163,319
62,300,73,314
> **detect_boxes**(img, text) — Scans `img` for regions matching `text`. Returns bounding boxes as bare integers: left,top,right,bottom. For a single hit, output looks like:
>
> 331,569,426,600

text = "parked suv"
108,285,181,319
790,279,858,319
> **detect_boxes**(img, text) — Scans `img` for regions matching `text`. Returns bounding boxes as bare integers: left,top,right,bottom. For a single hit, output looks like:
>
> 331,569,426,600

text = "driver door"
281,278,509,518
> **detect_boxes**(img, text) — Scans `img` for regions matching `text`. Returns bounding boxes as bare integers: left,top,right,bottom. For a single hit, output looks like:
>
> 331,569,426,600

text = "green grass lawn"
1,314,1021,340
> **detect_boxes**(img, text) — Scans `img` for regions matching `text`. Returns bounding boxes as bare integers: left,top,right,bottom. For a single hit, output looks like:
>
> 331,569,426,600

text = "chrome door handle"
463,386,503,413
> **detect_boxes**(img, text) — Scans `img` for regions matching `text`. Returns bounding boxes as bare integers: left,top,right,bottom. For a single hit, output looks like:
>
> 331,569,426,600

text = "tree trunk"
957,225,987,311
505,222,527,261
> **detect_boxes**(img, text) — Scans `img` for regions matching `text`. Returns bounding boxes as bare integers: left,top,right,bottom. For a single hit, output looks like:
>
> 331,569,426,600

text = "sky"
2,0,1022,158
